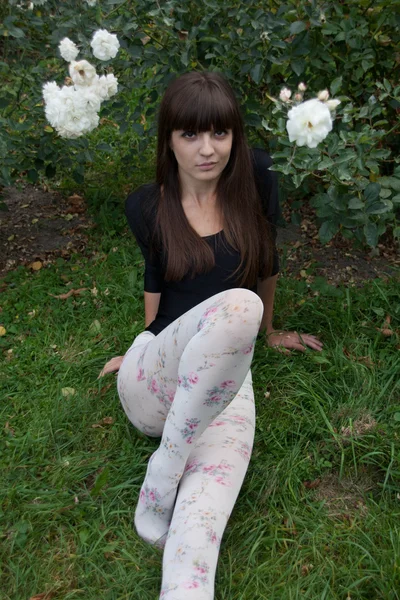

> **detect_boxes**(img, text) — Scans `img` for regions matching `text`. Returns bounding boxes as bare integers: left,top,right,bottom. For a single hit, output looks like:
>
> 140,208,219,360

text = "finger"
305,336,324,347
289,343,307,352
303,335,323,346
97,363,116,379
306,339,324,351
271,344,291,355
300,336,324,351
306,342,323,351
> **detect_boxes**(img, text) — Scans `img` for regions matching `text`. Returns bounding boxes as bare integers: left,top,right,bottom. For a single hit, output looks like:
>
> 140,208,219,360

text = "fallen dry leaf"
343,347,374,367
61,387,76,397
303,478,321,490
0,325,6,336
68,194,84,203
376,328,394,337
4,421,15,436
301,563,314,576
30,261,43,271
50,287,88,300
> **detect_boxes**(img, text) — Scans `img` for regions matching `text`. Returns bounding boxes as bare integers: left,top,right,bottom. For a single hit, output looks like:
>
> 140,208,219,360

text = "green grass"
1,222,400,599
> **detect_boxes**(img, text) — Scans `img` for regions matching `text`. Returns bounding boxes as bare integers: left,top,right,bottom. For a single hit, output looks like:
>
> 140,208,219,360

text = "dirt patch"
0,184,399,285
0,185,94,277
314,468,379,519
340,412,378,440
276,223,399,287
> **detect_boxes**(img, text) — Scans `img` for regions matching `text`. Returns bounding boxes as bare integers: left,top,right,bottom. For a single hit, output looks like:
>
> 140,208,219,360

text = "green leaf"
378,176,400,192
330,76,342,96
319,221,338,244
291,59,305,76
317,158,334,170
72,169,84,184
383,78,392,93
8,27,25,39
348,197,364,209
180,51,189,67
366,201,391,215
364,183,381,204
250,63,262,84
379,188,392,199
79,529,90,544
364,222,378,247
290,21,307,35
90,466,110,497
45,164,56,178
393,227,400,239
27,169,38,183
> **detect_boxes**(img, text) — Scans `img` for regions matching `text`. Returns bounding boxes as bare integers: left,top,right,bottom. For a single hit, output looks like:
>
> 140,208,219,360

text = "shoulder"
250,147,274,178
125,183,159,225
125,183,158,213
249,147,280,220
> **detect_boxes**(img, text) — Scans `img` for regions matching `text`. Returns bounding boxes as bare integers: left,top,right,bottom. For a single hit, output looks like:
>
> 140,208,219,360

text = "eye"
181,131,196,139
214,130,228,137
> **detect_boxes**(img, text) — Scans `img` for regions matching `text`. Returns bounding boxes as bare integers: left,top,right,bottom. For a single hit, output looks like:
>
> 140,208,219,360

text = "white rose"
298,82,307,92
79,86,102,112
69,60,97,87
90,29,120,61
279,87,292,102
317,89,330,101
96,74,118,101
59,37,79,62
260,31,270,42
44,85,99,138
326,99,341,111
286,98,333,148
42,81,60,103
86,0,97,5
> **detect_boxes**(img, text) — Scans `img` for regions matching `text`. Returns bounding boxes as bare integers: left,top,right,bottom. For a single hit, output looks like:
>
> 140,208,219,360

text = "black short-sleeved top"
125,148,280,336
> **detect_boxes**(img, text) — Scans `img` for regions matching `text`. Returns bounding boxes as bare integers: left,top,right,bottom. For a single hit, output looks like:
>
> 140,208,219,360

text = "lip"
197,162,216,169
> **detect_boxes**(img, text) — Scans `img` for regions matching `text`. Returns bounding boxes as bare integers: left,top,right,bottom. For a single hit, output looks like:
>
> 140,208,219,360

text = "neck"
178,169,218,207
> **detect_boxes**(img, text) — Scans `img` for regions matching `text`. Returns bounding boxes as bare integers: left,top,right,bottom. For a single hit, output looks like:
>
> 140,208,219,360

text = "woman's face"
169,128,233,184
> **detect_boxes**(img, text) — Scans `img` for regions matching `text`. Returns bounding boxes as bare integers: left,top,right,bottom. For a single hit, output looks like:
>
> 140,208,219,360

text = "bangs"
169,83,236,133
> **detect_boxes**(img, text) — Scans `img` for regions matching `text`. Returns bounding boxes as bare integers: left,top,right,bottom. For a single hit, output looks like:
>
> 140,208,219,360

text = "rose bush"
0,0,399,246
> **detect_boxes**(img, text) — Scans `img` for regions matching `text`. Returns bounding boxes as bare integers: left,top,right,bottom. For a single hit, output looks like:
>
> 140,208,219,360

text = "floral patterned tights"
117,288,263,599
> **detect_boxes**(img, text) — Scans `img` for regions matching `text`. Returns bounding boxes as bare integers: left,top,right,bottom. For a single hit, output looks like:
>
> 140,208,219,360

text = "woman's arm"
257,274,278,334
145,291,161,328
99,291,161,378
257,274,323,352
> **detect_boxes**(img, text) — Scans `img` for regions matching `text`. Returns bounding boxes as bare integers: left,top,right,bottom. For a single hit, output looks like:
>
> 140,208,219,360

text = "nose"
199,133,214,157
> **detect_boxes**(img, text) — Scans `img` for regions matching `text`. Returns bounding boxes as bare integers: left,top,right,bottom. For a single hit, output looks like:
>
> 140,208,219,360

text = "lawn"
1,222,399,600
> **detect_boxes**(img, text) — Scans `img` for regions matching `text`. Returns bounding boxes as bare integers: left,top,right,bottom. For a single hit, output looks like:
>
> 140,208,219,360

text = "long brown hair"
154,71,273,287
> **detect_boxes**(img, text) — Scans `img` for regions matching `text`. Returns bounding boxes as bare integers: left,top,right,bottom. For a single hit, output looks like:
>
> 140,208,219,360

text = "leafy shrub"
1,0,399,245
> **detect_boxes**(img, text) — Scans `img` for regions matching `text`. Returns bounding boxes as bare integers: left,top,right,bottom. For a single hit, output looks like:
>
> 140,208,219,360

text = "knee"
224,288,264,320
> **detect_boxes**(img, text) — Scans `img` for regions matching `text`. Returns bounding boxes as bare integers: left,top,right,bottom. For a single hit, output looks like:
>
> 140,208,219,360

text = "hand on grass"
267,330,323,354
98,355,125,379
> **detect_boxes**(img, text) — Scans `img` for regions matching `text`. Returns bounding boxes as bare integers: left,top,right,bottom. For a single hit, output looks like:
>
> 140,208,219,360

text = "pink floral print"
178,372,200,391
117,289,263,599
204,380,237,407
180,417,201,444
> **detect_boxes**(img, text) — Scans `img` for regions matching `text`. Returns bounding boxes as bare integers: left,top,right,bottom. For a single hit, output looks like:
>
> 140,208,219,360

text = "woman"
99,72,322,599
